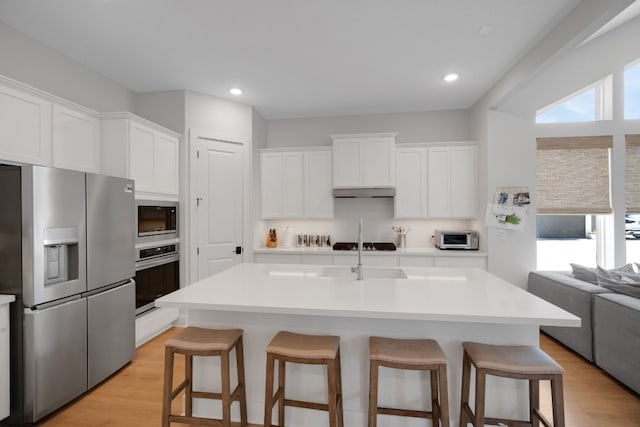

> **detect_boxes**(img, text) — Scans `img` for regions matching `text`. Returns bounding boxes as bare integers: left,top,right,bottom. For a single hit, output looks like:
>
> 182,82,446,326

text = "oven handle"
135,253,179,271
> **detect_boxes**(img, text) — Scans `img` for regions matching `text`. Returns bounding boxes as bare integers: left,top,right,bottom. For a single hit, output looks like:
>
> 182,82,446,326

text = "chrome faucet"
351,218,364,280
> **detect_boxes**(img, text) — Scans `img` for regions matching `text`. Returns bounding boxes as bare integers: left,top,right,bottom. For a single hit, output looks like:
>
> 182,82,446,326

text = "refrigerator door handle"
82,278,135,298
28,293,82,311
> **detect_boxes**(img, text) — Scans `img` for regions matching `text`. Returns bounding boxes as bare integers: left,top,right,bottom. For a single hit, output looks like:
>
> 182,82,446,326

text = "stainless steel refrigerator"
0,164,136,425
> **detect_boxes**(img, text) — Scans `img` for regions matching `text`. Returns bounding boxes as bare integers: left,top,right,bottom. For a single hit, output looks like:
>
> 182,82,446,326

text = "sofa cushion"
593,293,640,394
569,263,598,284
596,266,640,299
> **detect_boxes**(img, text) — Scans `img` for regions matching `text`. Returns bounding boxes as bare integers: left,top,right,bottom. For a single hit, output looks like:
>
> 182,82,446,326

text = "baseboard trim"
135,307,179,347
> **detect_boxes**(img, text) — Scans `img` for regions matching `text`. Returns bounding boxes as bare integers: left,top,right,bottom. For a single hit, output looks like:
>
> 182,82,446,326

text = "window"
624,59,640,120
626,134,640,263
536,77,612,124
536,136,613,270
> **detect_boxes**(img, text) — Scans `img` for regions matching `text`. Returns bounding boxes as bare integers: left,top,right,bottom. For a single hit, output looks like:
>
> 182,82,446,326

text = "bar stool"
264,331,343,427
459,341,565,427
368,336,450,427
162,327,247,427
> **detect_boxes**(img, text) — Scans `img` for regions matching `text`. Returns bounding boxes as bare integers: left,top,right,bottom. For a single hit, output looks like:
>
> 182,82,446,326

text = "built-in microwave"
135,200,178,244
433,230,479,250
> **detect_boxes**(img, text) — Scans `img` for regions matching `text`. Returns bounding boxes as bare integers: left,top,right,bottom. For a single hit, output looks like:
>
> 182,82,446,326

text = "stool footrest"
377,406,433,419
168,414,227,426
285,398,330,412
484,416,533,427
192,384,244,402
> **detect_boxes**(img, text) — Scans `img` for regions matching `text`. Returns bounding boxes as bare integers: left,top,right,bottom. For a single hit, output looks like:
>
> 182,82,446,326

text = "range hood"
332,187,396,198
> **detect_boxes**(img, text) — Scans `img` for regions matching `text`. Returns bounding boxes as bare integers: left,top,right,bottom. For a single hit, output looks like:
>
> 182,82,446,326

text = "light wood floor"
38,329,640,426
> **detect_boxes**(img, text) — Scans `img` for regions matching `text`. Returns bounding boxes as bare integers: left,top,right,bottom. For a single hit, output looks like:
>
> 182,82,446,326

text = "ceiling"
0,0,618,120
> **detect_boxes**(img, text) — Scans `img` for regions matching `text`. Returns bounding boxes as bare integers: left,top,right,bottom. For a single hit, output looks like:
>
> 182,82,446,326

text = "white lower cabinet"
254,253,303,264
434,256,487,269
333,255,399,267
399,256,435,267
1,304,10,420
302,254,333,265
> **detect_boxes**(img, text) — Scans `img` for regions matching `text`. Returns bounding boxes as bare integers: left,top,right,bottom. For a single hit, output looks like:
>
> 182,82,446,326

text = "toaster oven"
433,230,479,250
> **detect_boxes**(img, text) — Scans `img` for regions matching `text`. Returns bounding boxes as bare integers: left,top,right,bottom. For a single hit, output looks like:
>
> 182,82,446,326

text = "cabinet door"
304,150,334,218
332,139,361,187
434,256,486,269
254,253,302,264
0,84,51,165
362,138,395,187
154,133,179,195
395,147,427,218
450,146,477,218
261,152,283,218
52,104,100,172
129,122,156,192
282,152,304,217
427,147,451,217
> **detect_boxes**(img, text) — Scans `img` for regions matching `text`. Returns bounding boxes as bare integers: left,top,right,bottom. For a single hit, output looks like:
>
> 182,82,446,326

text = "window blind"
536,136,612,214
626,134,640,212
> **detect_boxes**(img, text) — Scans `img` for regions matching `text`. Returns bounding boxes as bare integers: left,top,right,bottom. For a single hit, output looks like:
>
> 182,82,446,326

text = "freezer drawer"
24,297,87,423
87,280,135,389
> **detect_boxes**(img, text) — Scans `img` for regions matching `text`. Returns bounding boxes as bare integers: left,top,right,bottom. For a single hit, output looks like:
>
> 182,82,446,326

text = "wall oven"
134,242,179,315
136,200,178,244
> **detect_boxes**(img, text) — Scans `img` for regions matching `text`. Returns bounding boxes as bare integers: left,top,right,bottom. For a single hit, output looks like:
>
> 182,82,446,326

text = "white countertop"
254,246,488,257
156,263,579,327
0,295,15,305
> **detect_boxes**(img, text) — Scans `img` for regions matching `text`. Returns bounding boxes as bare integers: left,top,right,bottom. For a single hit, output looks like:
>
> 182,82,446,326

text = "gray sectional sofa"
528,271,640,395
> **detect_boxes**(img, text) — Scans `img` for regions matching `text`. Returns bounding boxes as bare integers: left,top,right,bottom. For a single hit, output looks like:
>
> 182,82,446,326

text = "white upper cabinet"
0,82,52,165
428,145,477,218
52,104,100,173
260,148,333,219
331,133,396,188
101,113,180,200
394,146,428,218
395,143,477,219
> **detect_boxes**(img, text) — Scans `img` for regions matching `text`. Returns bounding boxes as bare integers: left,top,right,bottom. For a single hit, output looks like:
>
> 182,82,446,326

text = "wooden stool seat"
369,336,450,427
264,331,343,427
460,341,565,427
162,327,247,427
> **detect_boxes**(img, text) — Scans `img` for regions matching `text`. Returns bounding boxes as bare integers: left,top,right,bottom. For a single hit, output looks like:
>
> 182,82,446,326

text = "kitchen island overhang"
156,263,579,427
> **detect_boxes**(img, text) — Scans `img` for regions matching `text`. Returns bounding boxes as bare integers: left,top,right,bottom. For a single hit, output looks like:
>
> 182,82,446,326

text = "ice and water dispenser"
43,227,80,285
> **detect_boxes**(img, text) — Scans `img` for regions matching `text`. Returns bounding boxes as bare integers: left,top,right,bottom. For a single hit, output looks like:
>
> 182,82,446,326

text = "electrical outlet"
499,229,506,240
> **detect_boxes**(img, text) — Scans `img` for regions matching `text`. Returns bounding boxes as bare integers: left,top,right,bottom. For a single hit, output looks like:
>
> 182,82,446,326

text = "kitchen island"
156,263,579,427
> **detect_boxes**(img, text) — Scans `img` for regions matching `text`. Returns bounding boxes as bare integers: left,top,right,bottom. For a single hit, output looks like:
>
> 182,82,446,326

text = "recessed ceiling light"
229,88,242,95
443,74,459,83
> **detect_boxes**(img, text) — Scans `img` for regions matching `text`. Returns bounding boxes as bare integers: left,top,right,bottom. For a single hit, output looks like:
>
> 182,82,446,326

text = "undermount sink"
319,266,408,279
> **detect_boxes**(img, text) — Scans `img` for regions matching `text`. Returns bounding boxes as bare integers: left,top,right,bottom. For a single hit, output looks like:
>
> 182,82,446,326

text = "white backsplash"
257,198,476,249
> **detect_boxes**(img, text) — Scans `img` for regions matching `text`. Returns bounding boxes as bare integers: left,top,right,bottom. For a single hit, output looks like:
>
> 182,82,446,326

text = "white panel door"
0,84,51,165
427,147,451,217
195,139,243,280
282,152,303,217
129,122,155,192
450,146,477,218
395,147,427,218
304,150,334,218
52,104,100,172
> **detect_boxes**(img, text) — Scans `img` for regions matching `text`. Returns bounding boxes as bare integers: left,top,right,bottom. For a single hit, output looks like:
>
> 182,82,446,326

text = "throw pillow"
596,266,640,299
570,263,598,284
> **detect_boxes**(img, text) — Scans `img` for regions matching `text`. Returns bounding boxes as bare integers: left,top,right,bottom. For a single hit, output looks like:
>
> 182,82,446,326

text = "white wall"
134,91,186,134
267,110,471,147
485,110,536,287
0,21,133,112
